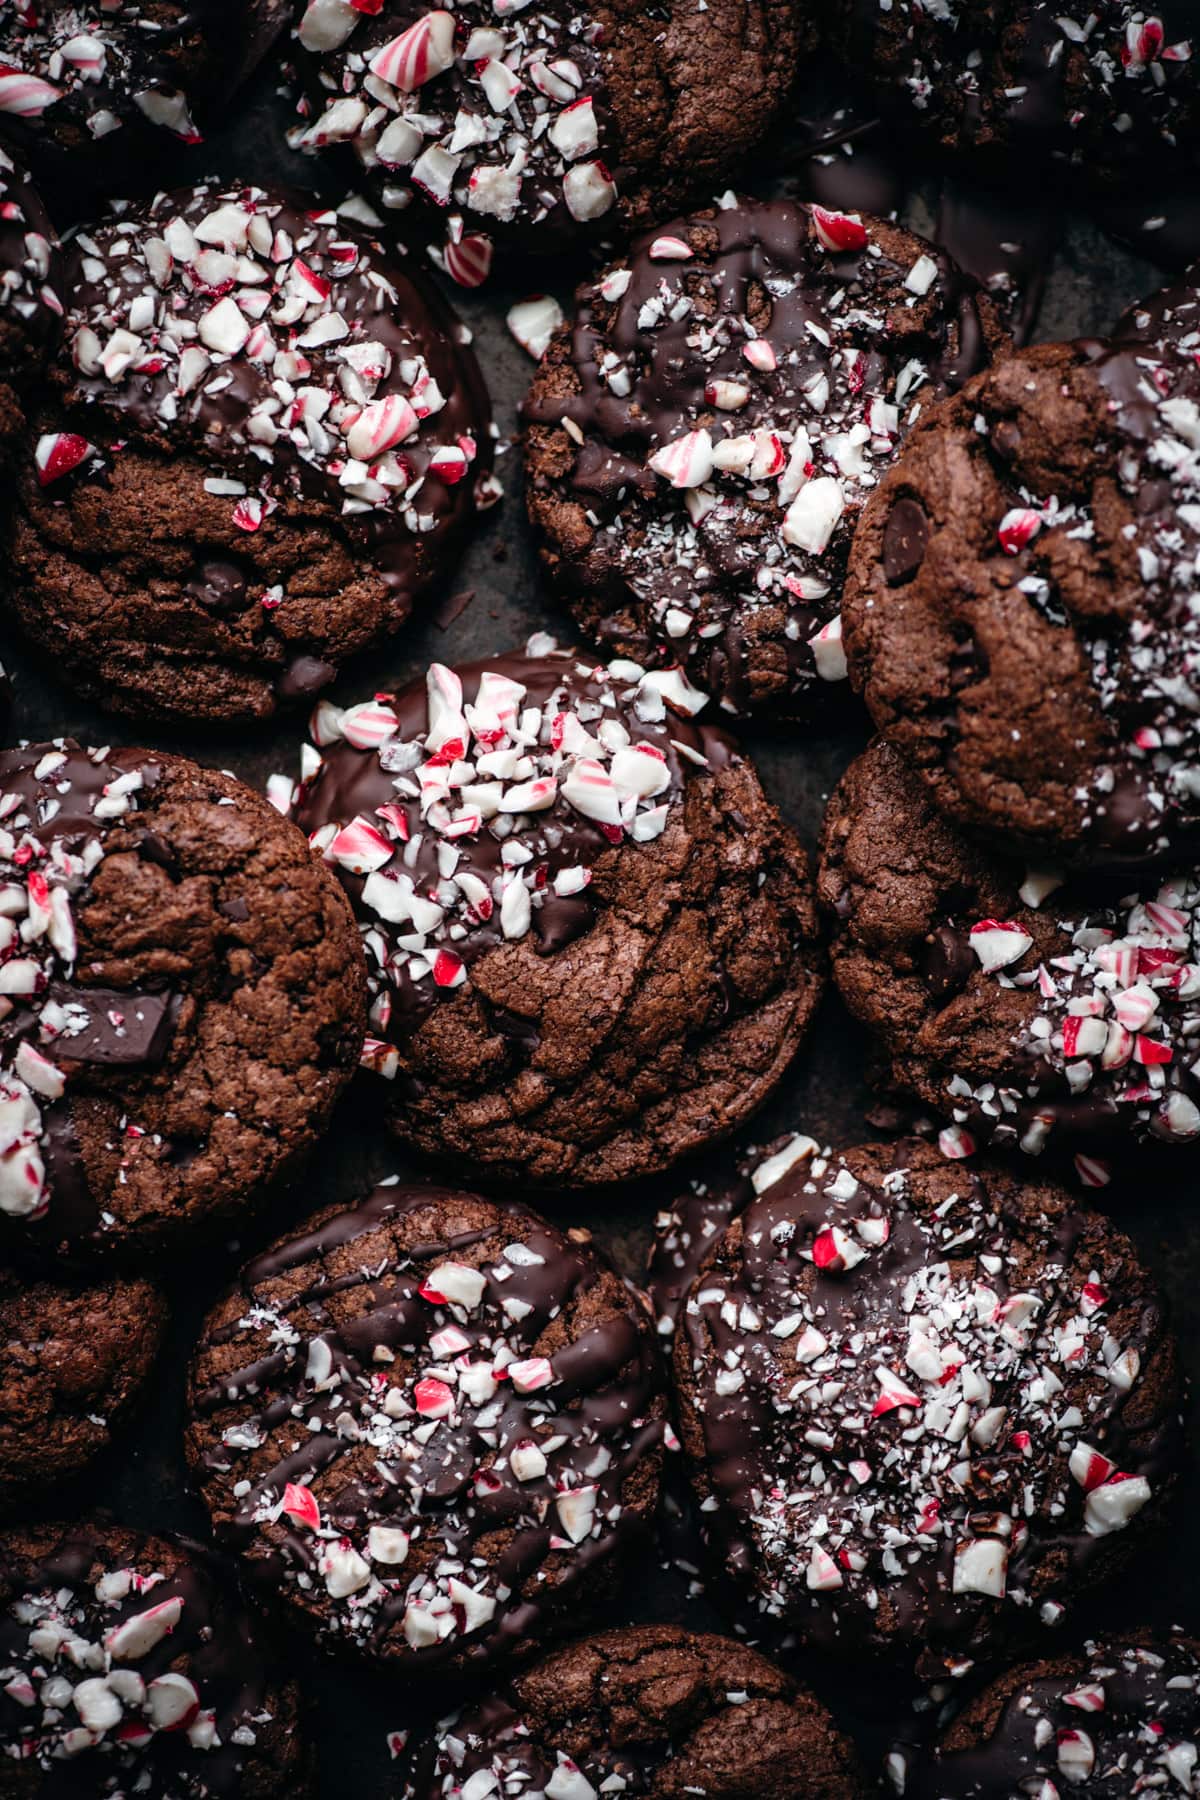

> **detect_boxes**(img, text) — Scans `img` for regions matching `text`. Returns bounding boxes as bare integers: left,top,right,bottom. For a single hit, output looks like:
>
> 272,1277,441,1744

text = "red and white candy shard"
292,1,618,243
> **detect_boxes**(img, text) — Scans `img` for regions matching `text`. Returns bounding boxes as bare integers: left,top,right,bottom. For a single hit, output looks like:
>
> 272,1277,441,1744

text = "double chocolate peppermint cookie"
818,740,1200,1181
0,2,288,193
287,647,824,1185
186,1185,665,1673
0,146,60,458
9,179,494,724
0,1521,309,1797
288,0,813,273
1119,261,1200,349
524,197,999,721
400,1625,865,1798
0,740,366,1263
843,339,1200,866
909,1632,1200,1796
824,3,1199,193
0,1270,165,1514
672,1136,1181,1677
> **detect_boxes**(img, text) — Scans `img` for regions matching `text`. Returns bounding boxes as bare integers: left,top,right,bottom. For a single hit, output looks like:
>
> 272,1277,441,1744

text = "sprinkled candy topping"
49,179,492,586
0,144,59,363
289,0,616,277
286,645,726,1060
187,1187,665,1668
675,1138,1178,1672
523,198,993,719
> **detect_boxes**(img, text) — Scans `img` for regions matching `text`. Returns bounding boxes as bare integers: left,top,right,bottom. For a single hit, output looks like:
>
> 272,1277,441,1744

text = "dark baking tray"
4,42,1197,1792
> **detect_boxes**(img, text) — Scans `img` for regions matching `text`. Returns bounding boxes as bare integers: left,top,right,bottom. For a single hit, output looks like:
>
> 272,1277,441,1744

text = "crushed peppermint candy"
0,143,60,391
522,198,992,720
187,1186,664,1667
675,1137,1178,1672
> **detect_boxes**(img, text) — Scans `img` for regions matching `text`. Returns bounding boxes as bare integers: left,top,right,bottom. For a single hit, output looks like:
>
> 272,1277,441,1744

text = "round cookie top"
288,0,812,271
0,1270,166,1514
16,178,493,721
910,1633,1200,1797
0,739,366,1262
287,644,824,1184
0,1520,308,1797
824,2,1199,189
400,1624,865,1798
818,740,1200,1184
523,197,998,721
0,145,60,443
186,1184,665,1673
672,1136,1181,1676
843,337,1200,866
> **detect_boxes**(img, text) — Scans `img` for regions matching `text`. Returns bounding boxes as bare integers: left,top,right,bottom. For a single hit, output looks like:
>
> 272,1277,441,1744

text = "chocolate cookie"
8,179,494,724
824,2,1199,192
286,646,824,1185
672,1136,1182,1677
522,198,999,721
0,1270,166,1514
818,740,1200,1182
0,740,366,1263
1119,262,1200,349
0,1520,309,1797
0,2,287,192
842,338,1200,866
0,147,60,459
400,1624,865,1797
288,0,814,274
909,1632,1200,1796
185,1184,665,1673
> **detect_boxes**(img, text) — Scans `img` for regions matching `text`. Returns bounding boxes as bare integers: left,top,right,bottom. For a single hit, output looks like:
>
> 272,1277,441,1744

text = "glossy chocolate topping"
0,143,59,390
186,1184,665,1671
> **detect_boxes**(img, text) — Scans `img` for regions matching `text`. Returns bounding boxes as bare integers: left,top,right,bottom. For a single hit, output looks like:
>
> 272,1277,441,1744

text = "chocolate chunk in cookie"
818,739,1200,1182
186,1185,665,1673
523,198,999,721
286,647,824,1185
0,740,366,1263
400,1624,865,1797
0,1520,310,1796
288,0,815,272
843,339,1200,866
909,1632,1200,1797
672,1136,1182,1677
9,179,495,723
0,1270,165,1514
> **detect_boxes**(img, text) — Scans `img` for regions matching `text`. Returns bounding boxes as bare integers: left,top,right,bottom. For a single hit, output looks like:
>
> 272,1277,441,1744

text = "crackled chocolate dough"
842,338,1200,866
672,1136,1182,1678
400,1625,866,1797
818,739,1200,1179
0,740,366,1263
287,0,815,268
523,198,1000,721
0,1521,310,1797
8,179,494,724
824,2,1199,192
289,648,824,1185
186,1186,665,1674
908,1633,1200,1796
0,1269,166,1514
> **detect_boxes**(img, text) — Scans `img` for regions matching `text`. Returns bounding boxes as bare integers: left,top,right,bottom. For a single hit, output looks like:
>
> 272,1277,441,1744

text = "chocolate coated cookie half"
9,179,494,723
0,1270,166,1514
288,0,815,270
672,1136,1182,1677
0,740,366,1263
0,147,60,459
0,1520,310,1797
824,2,1199,193
842,338,1200,866
286,646,824,1185
908,1632,1200,1797
818,739,1200,1181
400,1624,866,1798
523,197,999,721
186,1185,665,1674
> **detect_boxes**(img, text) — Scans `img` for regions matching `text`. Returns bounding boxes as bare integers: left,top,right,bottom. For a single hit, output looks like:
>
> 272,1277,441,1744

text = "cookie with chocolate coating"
288,646,824,1185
